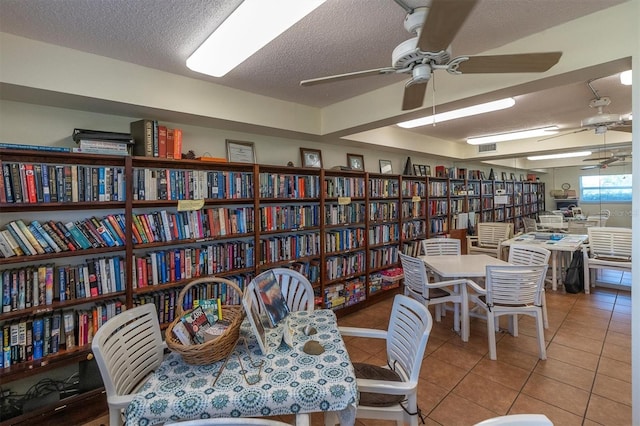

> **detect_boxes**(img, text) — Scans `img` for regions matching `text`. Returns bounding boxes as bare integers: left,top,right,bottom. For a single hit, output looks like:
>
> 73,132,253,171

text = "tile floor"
85,286,632,426
301,286,632,426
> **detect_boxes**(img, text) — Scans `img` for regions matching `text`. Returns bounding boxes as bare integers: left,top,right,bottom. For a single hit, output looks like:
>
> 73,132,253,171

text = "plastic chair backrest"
421,238,461,256
539,215,563,225
522,217,537,233
91,303,164,403
485,265,547,307
386,294,433,382
399,252,430,299
508,244,551,266
476,222,513,247
587,226,632,260
247,268,315,313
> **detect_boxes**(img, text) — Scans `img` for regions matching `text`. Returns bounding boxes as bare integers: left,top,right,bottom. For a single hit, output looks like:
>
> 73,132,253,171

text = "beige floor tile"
452,372,519,415
557,321,607,341
534,358,595,391
416,378,450,416
420,355,468,391
607,319,631,336
601,341,631,364
430,342,484,371
596,356,631,383
592,374,632,406
551,329,604,355
604,330,631,349
471,357,531,391
495,332,546,358
611,311,630,323
545,342,599,371
521,373,589,416
612,303,631,315
491,347,540,371
428,393,500,426
585,394,632,426
509,394,583,426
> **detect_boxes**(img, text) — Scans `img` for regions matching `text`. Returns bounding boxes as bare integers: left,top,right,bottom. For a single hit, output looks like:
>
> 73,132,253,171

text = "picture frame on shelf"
510,173,516,180
413,164,422,176
501,172,508,180
520,174,525,181
347,153,365,171
226,140,256,163
424,165,431,177
379,159,393,174
300,148,323,168
420,165,427,176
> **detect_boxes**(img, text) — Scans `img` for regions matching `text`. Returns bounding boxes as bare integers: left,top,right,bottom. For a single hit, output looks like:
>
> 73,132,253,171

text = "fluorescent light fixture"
467,126,559,145
620,70,632,85
187,0,326,77
397,98,515,128
527,151,592,161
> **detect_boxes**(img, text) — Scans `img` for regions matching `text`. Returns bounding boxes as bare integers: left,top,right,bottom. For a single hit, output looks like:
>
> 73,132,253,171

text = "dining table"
500,232,588,291
419,253,510,342
125,309,358,425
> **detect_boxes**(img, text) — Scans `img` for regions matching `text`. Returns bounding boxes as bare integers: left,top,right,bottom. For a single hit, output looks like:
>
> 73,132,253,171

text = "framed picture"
226,140,256,163
300,148,323,168
425,165,431,177
520,174,525,181
347,153,365,171
379,159,393,174
413,164,422,176
510,173,516,180
501,172,508,180
419,165,427,176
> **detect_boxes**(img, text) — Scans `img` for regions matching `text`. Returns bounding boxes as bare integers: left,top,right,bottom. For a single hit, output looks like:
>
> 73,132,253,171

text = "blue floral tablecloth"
125,309,358,425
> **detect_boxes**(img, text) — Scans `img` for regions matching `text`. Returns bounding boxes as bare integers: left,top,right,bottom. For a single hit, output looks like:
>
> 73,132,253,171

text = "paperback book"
254,270,290,328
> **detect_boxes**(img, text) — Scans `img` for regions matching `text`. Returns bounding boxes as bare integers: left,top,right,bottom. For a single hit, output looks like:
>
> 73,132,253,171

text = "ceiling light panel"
397,98,515,129
527,151,592,161
467,126,559,145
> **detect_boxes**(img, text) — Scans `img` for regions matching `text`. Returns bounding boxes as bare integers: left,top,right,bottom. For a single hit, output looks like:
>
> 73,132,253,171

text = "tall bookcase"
0,148,544,421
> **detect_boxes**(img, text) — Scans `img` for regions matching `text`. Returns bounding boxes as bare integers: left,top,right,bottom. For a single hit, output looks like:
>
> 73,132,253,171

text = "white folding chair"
465,264,548,360
475,414,553,425
399,252,469,334
91,304,166,426
326,294,432,426
247,268,315,314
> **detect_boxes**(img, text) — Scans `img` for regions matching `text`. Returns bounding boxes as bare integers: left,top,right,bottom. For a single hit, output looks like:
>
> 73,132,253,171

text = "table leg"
461,284,469,342
453,284,460,334
551,251,558,291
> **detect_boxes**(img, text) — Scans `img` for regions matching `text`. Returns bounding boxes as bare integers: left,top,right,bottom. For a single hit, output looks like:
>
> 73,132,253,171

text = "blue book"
40,164,51,202
32,318,44,360
96,223,117,247
1,271,10,313
64,221,92,249
174,249,181,281
101,218,124,246
0,142,70,152
58,267,67,302
98,167,106,201
158,251,167,284
31,220,60,253
113,256,122,291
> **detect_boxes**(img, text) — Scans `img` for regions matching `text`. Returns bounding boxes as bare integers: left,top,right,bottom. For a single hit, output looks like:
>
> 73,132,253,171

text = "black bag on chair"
564,251,584,293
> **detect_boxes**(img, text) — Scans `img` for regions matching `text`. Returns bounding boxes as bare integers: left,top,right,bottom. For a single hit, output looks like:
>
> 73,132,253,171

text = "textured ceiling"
0,0,632,151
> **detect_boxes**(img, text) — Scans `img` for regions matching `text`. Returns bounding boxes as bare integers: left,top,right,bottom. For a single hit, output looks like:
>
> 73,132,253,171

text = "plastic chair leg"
535,310,547,360
487,313,498,360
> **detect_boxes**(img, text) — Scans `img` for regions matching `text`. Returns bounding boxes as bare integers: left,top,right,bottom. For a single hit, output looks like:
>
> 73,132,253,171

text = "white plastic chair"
522,217,538,233
508,244,551,330
466,222,514,259
475,414,553,425
91,303,166,426
326,294,432,426
247,268,315,314
538,214,563,230
465,264,548,360
567,219,598,234
399,252,469,334
165,415,308,426
420,237,461,256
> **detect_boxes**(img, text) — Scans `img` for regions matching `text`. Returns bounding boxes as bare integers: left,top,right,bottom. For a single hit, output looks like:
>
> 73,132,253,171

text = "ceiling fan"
299,0,563,111
580,148,632,170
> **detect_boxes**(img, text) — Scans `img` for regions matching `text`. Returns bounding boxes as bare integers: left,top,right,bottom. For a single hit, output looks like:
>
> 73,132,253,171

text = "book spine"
40,163,51,202
27,223,53,253
130,119,154,157
9,163,23,203
63,221,92,249
48,165,58,202
40,222,68,252
33,164,44,203
16,219,45,254
22,164,36,203
7,222,37,255
0,143,70,152
50,221,78,251
0,232,15,258
173,128,182,160
2,163,14,203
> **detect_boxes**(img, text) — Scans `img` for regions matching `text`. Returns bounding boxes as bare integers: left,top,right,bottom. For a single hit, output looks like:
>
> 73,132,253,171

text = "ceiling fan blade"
538,127,587,142
456,52,562,74
417,0,478,52
300,67,397,87
581,165,599,170
402,81,428,111
615,126,632,133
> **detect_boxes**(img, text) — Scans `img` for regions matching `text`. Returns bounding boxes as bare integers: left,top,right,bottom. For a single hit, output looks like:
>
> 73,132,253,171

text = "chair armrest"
339,326,387,340
465,279,486,294
356,377,416,395
107,394,135,409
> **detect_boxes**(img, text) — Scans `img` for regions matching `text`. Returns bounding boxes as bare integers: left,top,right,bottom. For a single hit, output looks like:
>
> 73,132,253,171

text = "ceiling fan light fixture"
397,97,515,128
467,126,559,145
620,70,632,85
527,151,592,161
187,0,326,77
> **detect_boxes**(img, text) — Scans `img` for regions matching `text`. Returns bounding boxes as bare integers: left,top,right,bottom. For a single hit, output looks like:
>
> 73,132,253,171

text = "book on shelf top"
0,142,71,153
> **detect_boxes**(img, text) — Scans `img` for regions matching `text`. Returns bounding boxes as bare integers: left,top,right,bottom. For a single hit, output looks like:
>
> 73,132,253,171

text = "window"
579,174,632,203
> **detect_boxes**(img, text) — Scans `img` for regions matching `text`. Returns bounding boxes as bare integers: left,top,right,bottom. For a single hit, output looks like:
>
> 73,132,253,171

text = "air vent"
478,143,497,152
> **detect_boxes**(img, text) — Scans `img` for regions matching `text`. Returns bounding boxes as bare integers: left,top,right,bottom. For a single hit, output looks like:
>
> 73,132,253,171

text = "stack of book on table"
72,128,134,156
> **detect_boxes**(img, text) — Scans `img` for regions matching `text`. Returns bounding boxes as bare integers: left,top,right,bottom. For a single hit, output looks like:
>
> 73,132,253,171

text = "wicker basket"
165,277,245,365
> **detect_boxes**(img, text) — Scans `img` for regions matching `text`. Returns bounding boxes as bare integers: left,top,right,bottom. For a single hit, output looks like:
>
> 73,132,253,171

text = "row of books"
401,221,426,241
401,200,425,218
430,218,449,234
258,233,321,265
131,241,254,288
401,180,426,197
0,299,124,368
131,207,254,245
368,178,400,198
324,203,366,225
130,119,183,159
259,205,320,232
369,246,400,268
1,256,126,313
368,201,399,222
428,200,448,216
428,181,448,196
368,224,400,245
0,162,126,204
258,173,321,199
133,168,254,201
324,176,366,198
325,228,366,253
0,215,127,258
325,251,366,281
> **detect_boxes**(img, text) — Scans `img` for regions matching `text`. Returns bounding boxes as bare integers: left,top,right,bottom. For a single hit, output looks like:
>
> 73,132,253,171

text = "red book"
24,164,38,203
157,125,167,158
166,129,175,160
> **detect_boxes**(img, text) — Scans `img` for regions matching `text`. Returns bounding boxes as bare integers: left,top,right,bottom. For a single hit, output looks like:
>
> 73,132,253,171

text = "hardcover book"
254,270,290,328
180,306,211,344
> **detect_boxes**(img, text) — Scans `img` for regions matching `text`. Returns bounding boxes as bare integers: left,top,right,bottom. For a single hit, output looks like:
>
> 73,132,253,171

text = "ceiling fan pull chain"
431,72,436,126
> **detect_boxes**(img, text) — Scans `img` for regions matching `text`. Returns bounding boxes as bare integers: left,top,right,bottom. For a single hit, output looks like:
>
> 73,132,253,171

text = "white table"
500,233,588,291
419,254,510,341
